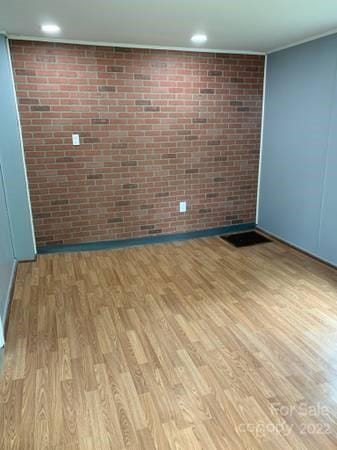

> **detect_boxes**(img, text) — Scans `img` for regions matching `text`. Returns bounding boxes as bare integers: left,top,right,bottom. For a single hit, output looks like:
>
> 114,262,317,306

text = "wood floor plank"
1,236,337,448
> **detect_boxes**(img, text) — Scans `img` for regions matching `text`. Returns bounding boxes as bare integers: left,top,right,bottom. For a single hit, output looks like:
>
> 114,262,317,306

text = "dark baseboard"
37,222,256,255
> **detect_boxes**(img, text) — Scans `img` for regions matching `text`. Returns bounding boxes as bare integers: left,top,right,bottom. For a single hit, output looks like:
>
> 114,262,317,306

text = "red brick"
11,40,264,246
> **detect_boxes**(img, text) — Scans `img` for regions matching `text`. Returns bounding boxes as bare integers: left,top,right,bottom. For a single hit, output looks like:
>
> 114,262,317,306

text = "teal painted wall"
258,33,337,267
0,35,35,344
0,35,35,261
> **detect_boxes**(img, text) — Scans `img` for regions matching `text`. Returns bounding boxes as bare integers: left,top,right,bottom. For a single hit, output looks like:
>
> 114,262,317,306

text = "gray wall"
0,35,35,261
0,35,36,345
258,33,337,266
0,164,15,347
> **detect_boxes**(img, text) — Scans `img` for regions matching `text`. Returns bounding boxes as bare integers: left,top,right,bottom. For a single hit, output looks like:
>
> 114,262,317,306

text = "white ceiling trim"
7,34,266,55
268,27,337,53
8,27,337,57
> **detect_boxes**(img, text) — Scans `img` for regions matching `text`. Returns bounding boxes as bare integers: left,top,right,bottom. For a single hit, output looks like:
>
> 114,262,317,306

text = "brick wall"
10,40,264,247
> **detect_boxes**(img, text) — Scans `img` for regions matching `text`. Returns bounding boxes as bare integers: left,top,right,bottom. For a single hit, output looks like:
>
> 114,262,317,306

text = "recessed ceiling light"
41,24,61,34
191,34,207,44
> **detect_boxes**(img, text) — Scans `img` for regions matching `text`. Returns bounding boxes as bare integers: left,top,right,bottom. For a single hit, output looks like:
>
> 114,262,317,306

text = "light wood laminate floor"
1,236,337,449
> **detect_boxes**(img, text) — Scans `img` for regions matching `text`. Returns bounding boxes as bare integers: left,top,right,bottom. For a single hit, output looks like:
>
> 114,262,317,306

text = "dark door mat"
220,231,272,247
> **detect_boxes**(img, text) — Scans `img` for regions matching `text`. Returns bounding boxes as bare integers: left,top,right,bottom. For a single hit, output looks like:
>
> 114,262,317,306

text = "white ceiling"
1,0,337,53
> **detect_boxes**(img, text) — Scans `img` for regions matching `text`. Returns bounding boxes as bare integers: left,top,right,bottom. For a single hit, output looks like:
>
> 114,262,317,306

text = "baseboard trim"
1,260,17,347
19,254,37,263
37,223,256,255
257,226,337,271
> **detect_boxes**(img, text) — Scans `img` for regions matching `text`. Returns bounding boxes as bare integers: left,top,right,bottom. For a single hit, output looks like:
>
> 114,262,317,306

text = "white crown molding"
7,34,266,55
268,27,337,53
6,26,337,55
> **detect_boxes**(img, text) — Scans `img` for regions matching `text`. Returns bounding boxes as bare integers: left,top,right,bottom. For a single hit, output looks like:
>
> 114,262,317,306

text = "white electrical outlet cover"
179,201,187,213
72,134,80,145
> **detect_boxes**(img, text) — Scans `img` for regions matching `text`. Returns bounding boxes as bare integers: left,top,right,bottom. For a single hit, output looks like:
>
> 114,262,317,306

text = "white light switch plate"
72,134,80,145
179,201,187,213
